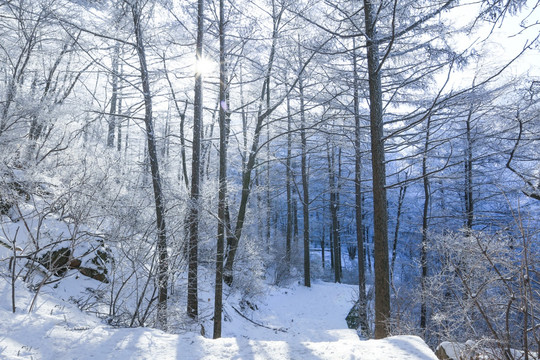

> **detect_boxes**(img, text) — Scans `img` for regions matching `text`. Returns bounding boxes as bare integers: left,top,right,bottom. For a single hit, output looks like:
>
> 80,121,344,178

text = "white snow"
0,278,438,360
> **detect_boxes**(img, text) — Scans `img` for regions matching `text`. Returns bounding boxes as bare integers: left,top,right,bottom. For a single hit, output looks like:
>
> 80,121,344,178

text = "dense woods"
0,0,539,357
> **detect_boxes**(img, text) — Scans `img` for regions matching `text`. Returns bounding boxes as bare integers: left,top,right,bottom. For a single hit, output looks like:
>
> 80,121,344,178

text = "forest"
0,0,539,358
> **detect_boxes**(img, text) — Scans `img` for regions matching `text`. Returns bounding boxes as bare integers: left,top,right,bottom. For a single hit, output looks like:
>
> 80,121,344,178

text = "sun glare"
194,57,216,76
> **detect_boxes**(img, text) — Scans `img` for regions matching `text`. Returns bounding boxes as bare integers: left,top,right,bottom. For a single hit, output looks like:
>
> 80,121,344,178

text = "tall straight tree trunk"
187,0,204,320
266,116,271,247
117,54,124,153
420,115,432,330
131,2,168,330
363,0,390,339
328,193,334,270
327,142,340,283
179,104,189,189
285,85,293,266
353,39,368,335
201,114,215,181
464,108,474,230
124,111,130,157
321,235,325,268
337,147,343,279
299,42,310,288
107,43,120,148
239,66,249,171
265,54,272,248
330,224,334,269
391,182,407,278
117,73,123,153
293,199,299,242
213,0,229,339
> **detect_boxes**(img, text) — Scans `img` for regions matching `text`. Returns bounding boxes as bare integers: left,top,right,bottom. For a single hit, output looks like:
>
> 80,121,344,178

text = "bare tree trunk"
201,114,215,181
131,2,168,330
321,235,325,268
285,84,293,267
327,142,340,284
179,104,189,189
117,75,123,152
299,47,310,288
391,183,407,278
213,0,229,339
265,119,271,248
420,115,432,331
353,39,369,335
293,199,299,242
107,43,120,148
239,66,248,172
187,0,204,320
464,108,474,230
337,147,343,279
330,225,334,270
327,193,333,270
363,0,390,339
265,58,272,248
178,104,189,189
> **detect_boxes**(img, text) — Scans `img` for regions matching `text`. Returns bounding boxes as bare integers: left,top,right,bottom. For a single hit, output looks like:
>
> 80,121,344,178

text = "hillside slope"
0,278,437,359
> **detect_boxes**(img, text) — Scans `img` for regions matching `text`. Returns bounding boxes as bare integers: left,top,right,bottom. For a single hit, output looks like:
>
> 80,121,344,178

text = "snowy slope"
0,279,437,360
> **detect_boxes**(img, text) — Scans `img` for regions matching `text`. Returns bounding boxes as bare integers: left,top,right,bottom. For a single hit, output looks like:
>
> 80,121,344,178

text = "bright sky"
446,0,540,89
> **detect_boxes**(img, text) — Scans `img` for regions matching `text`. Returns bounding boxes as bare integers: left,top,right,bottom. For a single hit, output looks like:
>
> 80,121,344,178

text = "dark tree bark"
178,103,189,189
293,199,299,242
299,45,311,288
327,142,340,284
265,61,272,247
363,0,391,339
239,66,249,172
107,43,120,148
464,108,474,230
117,78,123,152
420,115,432,330
353,39,369,336
285,84,293,267
213,0,229,339
329,222,334,270
390,182,407,278
321,237,325,269
201,112,215,181
337,147,343,279
131,2,168,330
265,120,271,248
187,0,204,320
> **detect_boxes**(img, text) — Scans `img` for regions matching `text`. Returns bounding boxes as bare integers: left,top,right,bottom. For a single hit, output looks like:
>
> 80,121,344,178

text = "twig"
231,305,288,333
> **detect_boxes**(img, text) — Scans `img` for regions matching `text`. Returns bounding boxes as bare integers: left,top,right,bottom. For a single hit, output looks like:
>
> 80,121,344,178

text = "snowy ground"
0,277,437,360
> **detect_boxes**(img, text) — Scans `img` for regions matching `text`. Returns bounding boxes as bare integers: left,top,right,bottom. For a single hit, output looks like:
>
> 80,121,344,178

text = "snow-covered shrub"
424,228,539,359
